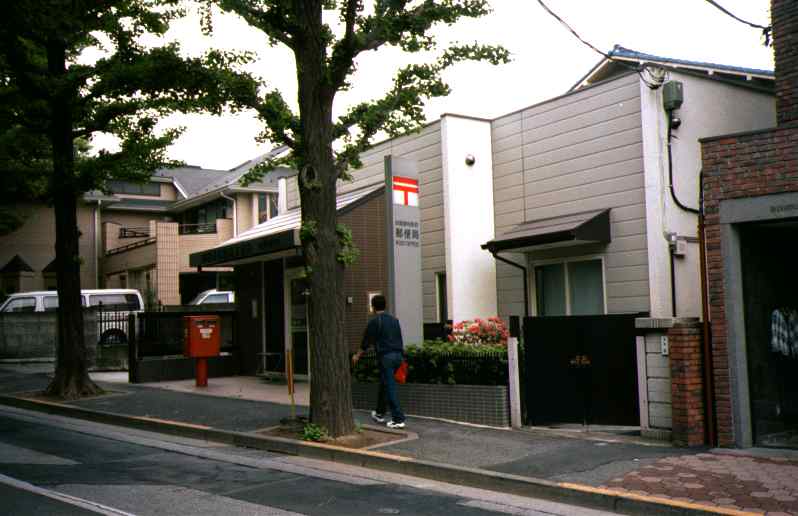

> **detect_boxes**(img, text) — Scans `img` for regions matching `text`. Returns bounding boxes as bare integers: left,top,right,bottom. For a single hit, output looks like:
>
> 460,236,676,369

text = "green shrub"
352,340,509,386
301,423,329,442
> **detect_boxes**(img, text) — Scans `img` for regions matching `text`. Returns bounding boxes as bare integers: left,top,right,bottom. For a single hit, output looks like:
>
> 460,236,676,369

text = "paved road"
0,406,615,516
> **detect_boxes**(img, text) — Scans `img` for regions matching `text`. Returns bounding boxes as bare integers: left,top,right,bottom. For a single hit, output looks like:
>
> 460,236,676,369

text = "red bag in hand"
394,360,408,384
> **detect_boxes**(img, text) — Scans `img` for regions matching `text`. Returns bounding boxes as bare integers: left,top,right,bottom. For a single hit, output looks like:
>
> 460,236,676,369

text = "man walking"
352,295,406,429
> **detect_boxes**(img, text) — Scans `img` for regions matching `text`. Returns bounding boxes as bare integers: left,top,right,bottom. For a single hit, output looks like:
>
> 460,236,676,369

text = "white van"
0,289,144,345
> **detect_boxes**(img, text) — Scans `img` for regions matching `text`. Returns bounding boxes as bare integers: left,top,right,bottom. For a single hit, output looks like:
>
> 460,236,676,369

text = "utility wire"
535,0,662,89
702,0,772,44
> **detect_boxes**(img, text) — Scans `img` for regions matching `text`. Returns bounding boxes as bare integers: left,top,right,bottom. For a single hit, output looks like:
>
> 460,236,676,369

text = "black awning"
482,209,611,254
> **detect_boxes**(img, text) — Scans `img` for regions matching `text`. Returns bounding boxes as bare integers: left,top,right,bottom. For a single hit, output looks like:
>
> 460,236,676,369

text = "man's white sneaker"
387,421,405,429
371,411,386,424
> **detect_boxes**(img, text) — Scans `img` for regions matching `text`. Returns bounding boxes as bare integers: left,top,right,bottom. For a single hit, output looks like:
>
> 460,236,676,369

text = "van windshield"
88,294,141,311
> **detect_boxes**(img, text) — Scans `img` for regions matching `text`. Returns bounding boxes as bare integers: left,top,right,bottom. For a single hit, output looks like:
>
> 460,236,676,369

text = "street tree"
211,0,509,437
0,1,257,398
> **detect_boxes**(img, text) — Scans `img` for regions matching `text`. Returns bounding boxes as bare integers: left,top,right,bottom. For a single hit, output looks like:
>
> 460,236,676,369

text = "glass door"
285,269,310,377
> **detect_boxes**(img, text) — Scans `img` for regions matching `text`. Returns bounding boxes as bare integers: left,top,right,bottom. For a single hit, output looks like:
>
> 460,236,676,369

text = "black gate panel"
523,314,640,426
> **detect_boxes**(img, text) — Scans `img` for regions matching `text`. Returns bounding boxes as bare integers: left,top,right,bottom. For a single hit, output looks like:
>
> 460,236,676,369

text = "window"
202,293,230,304
43,296,59,311
436,273,448,323
88,294,141,311
107,180,160,196
3,297,36,312
535,259,605,316
258,193,278,223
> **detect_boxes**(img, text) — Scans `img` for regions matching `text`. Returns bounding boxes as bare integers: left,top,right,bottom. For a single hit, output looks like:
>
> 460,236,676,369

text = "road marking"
0,473,135,516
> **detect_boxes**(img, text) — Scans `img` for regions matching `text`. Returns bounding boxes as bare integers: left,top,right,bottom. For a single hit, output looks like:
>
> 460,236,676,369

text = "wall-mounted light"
465,154,476,166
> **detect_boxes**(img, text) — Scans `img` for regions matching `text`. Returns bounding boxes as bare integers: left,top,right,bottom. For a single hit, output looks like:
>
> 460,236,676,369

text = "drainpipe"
220,191,237,237
664,109,717,447
698,172,717,447
490,252,529,317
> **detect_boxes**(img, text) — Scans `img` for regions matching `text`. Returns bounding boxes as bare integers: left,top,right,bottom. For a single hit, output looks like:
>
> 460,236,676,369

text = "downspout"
698,171,717,447
220,191,237,237
664,109,717,446
490,252,529,317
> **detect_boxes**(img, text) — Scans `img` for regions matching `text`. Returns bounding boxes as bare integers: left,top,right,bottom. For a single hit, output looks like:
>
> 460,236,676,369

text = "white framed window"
533,257,606,316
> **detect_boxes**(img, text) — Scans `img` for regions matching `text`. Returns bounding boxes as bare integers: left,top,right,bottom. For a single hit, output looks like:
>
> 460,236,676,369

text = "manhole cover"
378,509,400,514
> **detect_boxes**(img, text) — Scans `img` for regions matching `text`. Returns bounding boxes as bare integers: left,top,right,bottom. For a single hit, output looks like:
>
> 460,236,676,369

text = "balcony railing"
119,226,150,238
178,223,217,235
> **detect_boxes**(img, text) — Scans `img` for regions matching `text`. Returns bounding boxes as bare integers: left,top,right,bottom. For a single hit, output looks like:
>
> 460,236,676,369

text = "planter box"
352,382,509,427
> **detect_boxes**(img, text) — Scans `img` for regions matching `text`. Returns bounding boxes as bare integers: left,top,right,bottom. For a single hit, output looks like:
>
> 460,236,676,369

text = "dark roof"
1,255,34,273
153,166,233,197
482,209,611,253
571,45,774,92
609,45,773,77
42,258,57,273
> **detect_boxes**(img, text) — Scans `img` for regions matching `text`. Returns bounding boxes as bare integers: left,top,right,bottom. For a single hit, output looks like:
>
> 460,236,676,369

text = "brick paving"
601,452,798,515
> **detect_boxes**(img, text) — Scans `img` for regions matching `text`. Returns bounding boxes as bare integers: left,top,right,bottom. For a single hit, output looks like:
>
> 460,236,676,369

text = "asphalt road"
0,406,615,516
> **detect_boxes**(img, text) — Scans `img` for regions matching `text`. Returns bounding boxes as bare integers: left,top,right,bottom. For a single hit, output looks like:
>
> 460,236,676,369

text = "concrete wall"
640,70,776,319
491,73,647,318
0,311,99,361
0,202,98,291
441,115,497,321
286,122,445,322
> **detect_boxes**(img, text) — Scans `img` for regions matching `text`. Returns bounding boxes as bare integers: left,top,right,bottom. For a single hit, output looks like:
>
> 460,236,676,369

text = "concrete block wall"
644,332,672,430
0,311,99,364
352,382,510,427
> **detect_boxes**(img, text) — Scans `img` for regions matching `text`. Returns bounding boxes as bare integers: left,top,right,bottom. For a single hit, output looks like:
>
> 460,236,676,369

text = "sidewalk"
3,365,798,515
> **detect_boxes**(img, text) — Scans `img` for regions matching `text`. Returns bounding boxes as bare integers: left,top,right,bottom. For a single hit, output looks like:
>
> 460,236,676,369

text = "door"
285,268,310,377
523,314,640,426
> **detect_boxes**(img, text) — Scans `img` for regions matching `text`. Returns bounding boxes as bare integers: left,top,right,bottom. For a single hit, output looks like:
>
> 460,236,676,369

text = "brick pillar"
773,0,798,125
669,321,705,447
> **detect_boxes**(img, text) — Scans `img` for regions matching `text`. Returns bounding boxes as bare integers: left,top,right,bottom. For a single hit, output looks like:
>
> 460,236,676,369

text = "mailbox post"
184,315,220,387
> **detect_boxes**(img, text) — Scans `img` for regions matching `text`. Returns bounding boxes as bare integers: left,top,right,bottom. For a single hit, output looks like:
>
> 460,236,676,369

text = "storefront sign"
385,156,423,345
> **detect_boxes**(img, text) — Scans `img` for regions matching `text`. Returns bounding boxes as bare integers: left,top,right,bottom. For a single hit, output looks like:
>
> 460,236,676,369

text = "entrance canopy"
190,184,384,268
482,208,611,254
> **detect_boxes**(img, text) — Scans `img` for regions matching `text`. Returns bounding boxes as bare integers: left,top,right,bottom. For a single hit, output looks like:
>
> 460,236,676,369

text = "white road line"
0,473,136,516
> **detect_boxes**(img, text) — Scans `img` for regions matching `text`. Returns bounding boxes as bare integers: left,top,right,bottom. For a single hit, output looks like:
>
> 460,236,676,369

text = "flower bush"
449,316,509,346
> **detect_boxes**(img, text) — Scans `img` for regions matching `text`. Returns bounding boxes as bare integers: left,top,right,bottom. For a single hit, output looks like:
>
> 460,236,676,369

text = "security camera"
465,154,476,166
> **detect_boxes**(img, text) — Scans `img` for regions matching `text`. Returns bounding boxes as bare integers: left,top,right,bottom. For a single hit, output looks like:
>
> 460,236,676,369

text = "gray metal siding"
285,122,444,322
491,74,649,318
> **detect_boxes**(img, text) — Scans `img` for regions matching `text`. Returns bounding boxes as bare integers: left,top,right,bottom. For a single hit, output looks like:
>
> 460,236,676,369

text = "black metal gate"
523,314,640,426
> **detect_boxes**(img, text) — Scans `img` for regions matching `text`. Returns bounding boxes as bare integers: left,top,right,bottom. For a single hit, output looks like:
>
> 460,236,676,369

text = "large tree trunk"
294,2,355,438
43,39,101,399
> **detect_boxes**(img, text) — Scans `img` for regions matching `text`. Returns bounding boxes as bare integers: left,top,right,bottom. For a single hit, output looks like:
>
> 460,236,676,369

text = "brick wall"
340,192,388,352
668,321,705,447
702,126,798,446
774,0,798,125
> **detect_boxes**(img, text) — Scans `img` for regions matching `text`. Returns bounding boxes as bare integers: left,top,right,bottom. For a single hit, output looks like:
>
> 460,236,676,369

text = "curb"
0,395,754,516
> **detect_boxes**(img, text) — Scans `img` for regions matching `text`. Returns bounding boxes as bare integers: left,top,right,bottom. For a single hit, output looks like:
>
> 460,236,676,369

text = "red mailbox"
183,315,220,387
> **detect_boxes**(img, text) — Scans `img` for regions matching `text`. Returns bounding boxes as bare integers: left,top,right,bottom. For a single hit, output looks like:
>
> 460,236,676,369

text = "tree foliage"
0,0,258,398
211,0,508,436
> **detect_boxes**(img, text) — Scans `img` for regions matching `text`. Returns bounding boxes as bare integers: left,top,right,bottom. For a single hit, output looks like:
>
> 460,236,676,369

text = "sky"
114,0,775,171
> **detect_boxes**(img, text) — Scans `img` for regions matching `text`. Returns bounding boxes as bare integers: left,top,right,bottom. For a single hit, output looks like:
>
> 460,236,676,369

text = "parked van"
0,289,144,345
188,289,235,305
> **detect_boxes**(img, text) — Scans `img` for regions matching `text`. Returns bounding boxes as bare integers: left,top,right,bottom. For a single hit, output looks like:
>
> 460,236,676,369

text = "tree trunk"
294,2,355,438
43,38,101,399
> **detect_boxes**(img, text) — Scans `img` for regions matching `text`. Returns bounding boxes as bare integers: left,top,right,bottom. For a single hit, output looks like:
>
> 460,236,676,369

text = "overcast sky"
121,0,775,170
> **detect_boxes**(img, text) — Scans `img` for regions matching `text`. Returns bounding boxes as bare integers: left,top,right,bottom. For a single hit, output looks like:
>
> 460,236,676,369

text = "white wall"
441,115,498,321
640,71,776,319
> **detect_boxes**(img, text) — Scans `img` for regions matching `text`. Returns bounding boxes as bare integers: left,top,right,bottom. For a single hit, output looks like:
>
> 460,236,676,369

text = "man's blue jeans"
376,351,405,423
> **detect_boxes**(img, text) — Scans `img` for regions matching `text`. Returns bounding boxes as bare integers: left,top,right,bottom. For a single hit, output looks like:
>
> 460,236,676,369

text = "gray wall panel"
491,73,648,319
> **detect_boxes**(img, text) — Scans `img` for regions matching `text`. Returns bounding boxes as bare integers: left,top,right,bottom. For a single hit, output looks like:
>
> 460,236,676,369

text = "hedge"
352,340,509,386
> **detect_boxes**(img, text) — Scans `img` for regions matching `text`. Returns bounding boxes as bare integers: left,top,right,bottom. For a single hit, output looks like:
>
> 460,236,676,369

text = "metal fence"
131,308,236,358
